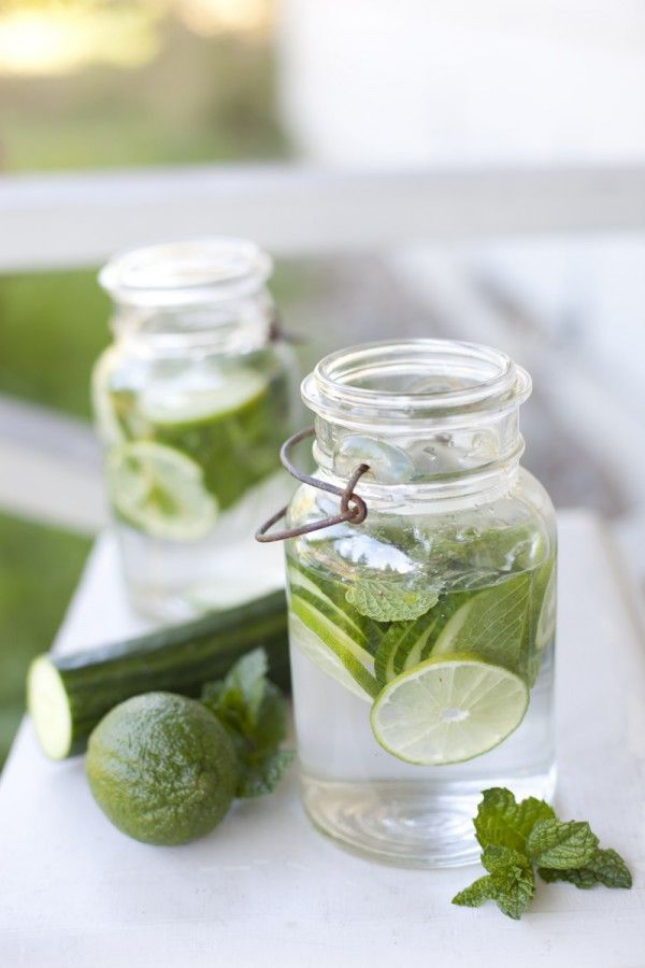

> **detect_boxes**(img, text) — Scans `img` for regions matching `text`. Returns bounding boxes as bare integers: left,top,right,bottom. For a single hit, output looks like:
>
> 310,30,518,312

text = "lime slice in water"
108,441,218,540
139,368,267,426
371,654,529,766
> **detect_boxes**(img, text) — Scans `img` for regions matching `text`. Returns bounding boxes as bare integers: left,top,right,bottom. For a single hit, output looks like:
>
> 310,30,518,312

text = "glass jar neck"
302,339,531,503
109,291,275,357
99,238,274,357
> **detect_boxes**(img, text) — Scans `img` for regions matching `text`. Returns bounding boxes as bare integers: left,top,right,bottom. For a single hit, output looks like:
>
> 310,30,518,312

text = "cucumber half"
28,589,289,760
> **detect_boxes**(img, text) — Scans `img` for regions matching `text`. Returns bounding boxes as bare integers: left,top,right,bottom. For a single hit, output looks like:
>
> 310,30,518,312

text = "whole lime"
86,692,238,845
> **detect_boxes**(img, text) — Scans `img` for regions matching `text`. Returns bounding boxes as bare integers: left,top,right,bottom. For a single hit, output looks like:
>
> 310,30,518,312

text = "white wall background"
278,0,645,167
277,0,645,573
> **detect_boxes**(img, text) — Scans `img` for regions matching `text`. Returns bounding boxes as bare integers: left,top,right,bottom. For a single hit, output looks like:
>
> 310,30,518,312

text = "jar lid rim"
99,238,272,307
302,339,531,425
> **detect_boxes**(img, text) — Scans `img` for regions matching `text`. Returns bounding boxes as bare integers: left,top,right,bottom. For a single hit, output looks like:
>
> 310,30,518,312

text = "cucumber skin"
31,589,289,758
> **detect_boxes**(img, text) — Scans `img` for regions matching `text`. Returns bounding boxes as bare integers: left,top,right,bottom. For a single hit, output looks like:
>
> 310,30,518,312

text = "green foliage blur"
0,8,289,764
0,514,92,764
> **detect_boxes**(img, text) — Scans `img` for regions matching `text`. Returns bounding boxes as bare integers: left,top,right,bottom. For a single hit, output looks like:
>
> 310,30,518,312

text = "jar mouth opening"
302,339,531,426
99,238,272,308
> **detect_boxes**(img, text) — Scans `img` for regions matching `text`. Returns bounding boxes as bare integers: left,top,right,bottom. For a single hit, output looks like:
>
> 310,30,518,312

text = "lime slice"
91,350,126,445
289,613,373,703
371,654,529,766
108,441,218,540
139,368,267,426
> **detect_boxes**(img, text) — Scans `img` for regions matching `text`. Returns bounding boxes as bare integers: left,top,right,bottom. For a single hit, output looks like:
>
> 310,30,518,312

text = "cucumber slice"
289,614,372,702
28,657,73,761
374,596,465,686
374,625,403,686
288,565,374,649
290,590,378,698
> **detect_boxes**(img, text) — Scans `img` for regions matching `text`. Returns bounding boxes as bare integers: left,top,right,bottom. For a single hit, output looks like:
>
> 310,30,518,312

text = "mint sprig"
345,579,440,622
454,845,535,920
201,649,294,798
453,787,632,920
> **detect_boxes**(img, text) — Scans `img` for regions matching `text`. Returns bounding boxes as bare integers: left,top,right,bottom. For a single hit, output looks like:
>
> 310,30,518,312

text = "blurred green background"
0,0,288,764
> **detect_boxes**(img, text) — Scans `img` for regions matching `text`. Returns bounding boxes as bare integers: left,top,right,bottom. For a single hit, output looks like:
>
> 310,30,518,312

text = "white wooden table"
1,511,644,968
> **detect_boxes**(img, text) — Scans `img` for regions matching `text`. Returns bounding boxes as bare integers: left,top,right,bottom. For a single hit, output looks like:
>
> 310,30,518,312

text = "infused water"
288,533,556,867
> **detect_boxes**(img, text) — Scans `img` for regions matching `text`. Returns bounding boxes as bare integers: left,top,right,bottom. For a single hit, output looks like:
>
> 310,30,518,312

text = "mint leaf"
481,844,530,873
444,573,532,675
201,648,294,799
527,819,599,870
452,875,496,909
345,580,440,622
474,787,556,853
251,682,290,755
238,749,296,798
539,848,632,890
453,847,535,920
489,864,535,920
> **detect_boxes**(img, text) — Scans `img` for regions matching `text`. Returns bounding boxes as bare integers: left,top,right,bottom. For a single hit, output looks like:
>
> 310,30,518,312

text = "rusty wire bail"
255,427,370,542
267,309,305,345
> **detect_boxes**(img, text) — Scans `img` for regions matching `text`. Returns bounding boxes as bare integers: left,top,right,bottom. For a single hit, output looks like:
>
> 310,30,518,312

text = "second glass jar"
94,238,299,619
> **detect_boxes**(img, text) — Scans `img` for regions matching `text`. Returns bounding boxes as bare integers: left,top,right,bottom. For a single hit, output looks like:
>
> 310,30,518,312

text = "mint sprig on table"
201,649,295,798
453,788,632,920
345,579,441,622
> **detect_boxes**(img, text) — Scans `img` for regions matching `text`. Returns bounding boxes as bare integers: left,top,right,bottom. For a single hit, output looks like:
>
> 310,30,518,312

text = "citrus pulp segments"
370,654,529,766
108,440,218,541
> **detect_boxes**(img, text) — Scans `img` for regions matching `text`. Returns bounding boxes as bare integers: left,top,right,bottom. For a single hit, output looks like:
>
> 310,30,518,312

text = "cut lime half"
108,441,218,541
139,368,267,426
370,654,529,766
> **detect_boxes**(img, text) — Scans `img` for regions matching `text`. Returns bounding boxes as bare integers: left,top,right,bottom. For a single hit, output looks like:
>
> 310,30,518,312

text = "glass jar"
94,238,298,620
282,339,556,868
